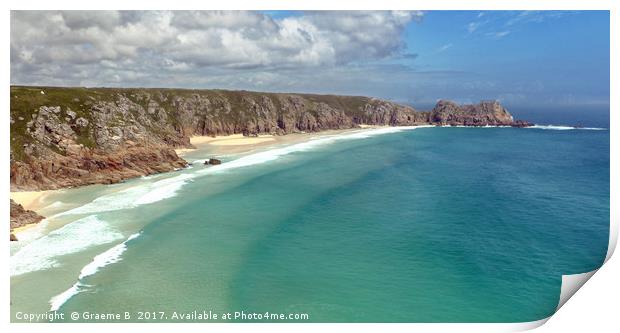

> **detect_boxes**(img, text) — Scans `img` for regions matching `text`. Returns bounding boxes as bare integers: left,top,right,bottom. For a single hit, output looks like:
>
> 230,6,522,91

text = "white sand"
191,134,275,146
10,191,58,239
176,134,276,155
10,191,56,211
358,124,390,129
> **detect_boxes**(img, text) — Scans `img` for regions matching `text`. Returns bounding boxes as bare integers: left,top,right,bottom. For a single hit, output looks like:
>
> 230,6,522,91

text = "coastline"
10,124,608,318
10,190,59,240
10,124,592,241
10,128,366,242
12,124,555,242
10,86,532,194
10,125,419,314
11,222,42,235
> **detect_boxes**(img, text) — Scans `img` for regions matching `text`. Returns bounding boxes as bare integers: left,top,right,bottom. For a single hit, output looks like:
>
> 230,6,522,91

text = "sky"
10,10,610,112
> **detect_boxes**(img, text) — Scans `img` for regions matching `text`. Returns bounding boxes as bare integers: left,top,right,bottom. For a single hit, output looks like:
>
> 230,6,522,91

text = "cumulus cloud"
10,10,422,87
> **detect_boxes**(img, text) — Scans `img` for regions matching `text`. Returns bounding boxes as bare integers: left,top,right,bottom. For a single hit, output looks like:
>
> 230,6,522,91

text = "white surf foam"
10,215,123,277
78,232,141,279
440,125,511,128
134,173,194,205
10,219,50,245
48,232,141,311
49,283,85,312
529,125,607,131
56,173,195,216
44,201,66,209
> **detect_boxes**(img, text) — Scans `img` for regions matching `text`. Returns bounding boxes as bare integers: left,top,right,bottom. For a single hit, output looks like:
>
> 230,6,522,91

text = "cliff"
10,86,531,191
10,199,44,241
430,100,531,127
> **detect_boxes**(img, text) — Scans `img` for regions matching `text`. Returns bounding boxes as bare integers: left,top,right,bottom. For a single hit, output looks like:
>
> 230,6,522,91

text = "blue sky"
394,11,610,109
11,11,610,114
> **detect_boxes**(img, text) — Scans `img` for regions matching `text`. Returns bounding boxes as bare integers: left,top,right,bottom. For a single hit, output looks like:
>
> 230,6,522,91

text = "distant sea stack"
10,86,531,191
431,100,532,127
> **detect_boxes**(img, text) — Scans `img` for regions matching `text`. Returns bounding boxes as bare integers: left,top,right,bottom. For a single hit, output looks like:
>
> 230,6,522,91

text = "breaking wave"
55,173,195,217
49,232,141,311
529,125,607,131
10,216,123,277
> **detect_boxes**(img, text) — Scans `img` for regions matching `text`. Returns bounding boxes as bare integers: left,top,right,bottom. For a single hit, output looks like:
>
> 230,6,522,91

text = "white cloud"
437,43,453,53
10,10,422,86
486,31,511,39
467,22,479,33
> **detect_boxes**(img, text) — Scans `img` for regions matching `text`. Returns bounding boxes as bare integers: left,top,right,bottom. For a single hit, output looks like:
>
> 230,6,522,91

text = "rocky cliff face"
10,86,530,191
10,199,44,241
429,100,530,127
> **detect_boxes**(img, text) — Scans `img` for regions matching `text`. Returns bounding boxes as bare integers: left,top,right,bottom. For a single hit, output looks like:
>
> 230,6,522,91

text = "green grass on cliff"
10,86,378,161
10,86,112,159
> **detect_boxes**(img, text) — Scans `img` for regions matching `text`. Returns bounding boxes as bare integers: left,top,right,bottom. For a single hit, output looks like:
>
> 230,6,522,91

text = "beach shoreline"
10,191,53,211
9,126,404,242
9,128,361,240
175,127,387,157
175,134,276,156
9,194,49,241
192,134,276,146
11,222,42,235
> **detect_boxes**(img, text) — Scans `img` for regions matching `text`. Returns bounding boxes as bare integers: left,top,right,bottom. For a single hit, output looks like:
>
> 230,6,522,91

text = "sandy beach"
10,191,58,241
176,134,278,156
11,222,42,235
175,130,365,156
358,124,389,129
10,190,56,211
191,134,275,146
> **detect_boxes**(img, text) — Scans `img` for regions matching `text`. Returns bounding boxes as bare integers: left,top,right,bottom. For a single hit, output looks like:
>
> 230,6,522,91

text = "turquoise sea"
10,125,610,323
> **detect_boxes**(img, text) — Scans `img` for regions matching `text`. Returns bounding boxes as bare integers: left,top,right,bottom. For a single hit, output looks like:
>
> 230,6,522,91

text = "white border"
3,1,617,332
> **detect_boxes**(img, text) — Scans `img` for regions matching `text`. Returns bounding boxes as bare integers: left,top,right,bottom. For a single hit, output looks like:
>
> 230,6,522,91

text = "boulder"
66,110,77,120
511,120,534,128
204,158,222,165
10,199,44,230
75,117,89,128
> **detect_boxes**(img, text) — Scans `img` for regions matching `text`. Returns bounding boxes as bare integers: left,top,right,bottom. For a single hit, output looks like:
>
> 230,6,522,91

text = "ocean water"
10,126,609,323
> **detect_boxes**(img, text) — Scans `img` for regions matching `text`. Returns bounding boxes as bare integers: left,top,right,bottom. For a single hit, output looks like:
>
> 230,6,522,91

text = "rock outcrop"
205,158,222,165
430,100,529,127
10,199,45,241
11,145,187,190
10,86,530,191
